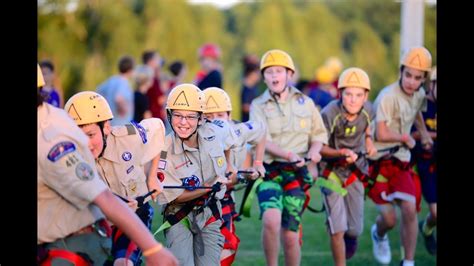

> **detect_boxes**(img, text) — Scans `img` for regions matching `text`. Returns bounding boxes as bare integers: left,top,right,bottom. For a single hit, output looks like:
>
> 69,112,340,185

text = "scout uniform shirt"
321,100,375,178
95,118,165,198
230,119,266,169
38,103,108,244
156,119,237,205
250,86,328,164
371,82,427,162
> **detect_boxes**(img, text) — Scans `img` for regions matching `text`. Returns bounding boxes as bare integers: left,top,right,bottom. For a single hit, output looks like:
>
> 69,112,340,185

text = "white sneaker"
371,224,392,264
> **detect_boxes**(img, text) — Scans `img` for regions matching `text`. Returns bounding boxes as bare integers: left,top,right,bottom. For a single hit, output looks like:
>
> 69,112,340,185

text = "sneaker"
344,234,358,259
371,224,392,264
419,220,437,255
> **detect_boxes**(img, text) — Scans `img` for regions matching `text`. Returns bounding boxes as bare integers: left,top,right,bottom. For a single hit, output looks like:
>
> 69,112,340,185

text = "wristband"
254,160,263,166
143,244,163,257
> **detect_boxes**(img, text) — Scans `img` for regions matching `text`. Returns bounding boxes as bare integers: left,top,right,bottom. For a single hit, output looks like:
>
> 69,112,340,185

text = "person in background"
194,43,223,90
240,61,261,122
97,55,135,126
39,59,62,108
133,65,154,122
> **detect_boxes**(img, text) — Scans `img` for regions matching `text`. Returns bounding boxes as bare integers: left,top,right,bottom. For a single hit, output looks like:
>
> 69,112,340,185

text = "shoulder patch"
47,141,76,162
212,120,224,128
131,120,147,144
244,122,253,130
75,162,95,181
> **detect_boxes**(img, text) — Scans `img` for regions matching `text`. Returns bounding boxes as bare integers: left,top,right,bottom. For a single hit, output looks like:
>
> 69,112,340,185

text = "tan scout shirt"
96,118,165,198
372,82,427,162
230,120,266,169
249,86,328,164
38,103,107,244
156,120,237,205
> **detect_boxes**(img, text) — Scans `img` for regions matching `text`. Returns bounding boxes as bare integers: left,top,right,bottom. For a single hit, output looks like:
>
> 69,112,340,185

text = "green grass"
150,187,436,266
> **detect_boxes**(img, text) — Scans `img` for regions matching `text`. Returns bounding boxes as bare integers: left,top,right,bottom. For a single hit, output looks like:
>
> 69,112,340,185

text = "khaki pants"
164,204,224,266
323,179,365,237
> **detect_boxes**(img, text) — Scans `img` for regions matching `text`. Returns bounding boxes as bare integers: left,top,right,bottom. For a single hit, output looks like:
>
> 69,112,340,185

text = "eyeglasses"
171,113,200,122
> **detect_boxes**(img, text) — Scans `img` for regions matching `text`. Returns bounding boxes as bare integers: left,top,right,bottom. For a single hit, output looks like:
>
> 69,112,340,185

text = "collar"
172,132,199,155
260,86,302,103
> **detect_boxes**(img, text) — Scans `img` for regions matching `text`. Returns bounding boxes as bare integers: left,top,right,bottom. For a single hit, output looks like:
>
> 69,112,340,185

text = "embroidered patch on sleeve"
212,120,224,128
160,150,167,160
131,120,148,144
158,159,167,170
75,162,94,181
157,171,165,182
47,141,76,162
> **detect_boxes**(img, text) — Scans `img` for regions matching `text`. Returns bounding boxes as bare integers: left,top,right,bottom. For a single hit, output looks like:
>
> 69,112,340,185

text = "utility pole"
400,0,425,58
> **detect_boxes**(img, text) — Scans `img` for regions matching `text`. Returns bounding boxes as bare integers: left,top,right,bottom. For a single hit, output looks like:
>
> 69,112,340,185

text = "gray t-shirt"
321,100,375,178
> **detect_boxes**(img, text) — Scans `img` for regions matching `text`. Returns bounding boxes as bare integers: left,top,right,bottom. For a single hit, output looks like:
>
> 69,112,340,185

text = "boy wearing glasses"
156,84,238,266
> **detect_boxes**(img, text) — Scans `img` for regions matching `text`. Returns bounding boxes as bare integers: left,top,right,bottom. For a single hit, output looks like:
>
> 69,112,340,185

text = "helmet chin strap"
97,121,107,158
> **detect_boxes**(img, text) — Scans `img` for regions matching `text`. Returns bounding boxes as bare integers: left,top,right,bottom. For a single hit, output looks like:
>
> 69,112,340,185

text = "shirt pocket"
208,148,226,177
292,108,312,134
118,163,144,197
264,110,282,135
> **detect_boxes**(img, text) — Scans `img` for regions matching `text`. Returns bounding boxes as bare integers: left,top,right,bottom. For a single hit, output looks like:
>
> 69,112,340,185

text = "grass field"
150,186,436,266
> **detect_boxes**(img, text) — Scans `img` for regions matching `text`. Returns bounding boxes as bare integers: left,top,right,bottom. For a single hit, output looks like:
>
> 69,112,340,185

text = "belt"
69,219,109,238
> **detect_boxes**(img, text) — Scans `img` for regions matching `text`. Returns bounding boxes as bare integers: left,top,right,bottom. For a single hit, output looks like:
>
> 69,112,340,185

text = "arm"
115,94,129,117
365,126,377,156
376,121,415,148
94,190,178,265
413,111,434,149
252,132,267,178
320,144,358,164
146,155,163,200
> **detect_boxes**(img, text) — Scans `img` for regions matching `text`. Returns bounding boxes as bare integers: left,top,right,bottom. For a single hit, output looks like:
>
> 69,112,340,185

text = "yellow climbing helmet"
64,91,114,126
38,64,45,88
203,87,232,113
337,67,371,91
166,83,205,112
260,49,295,73
315,66,336,84
400,46,432,72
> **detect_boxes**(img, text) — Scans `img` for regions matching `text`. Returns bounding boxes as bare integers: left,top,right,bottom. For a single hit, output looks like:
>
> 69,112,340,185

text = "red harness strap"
41,249,91,266
220,205,241,266
221,251,237,266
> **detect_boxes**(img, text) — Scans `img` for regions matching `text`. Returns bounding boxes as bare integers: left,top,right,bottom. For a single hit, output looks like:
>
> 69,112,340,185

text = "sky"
189,0,437,9
188,0,249,9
